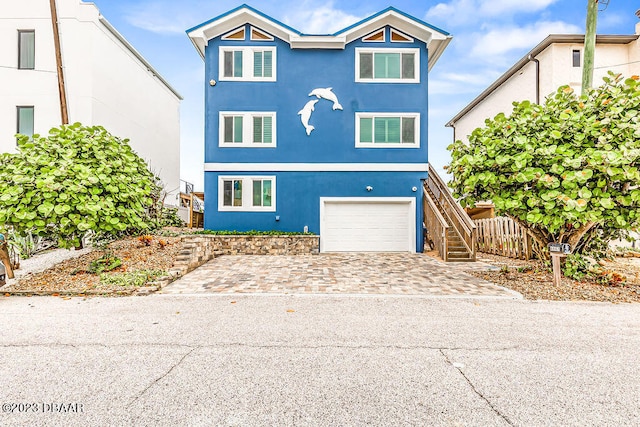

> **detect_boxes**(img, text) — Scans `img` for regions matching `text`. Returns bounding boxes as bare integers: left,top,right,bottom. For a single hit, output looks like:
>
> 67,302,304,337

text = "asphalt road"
0,295,639,426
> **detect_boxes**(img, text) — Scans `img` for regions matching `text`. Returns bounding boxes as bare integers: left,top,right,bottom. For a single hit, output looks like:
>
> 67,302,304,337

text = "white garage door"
320,198,415,252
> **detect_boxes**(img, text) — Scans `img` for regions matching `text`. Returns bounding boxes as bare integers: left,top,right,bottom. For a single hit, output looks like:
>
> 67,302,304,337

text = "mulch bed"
472,253,640,303
3,234,182,295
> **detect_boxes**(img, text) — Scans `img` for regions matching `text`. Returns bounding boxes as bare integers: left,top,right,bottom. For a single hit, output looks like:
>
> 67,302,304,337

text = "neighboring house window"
18,30,35,70
355,113,420,148
16,106,34,137
219,112,276,147
355,48,419,83
219,47,276,81
572,50,581,67
218,176,276,211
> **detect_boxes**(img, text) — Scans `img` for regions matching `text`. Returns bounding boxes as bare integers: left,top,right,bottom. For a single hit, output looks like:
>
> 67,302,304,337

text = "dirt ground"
472,253,640,303
3,235,640,302
3,234,182,295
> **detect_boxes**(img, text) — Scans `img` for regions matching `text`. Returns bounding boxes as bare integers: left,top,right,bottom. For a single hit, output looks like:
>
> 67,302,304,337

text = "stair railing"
425,164,476,260
423,189,449,261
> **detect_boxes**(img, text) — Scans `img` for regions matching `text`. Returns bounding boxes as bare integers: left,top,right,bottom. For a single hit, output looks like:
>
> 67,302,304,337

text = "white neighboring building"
447,22,640,248
0,0,182,201
446,25,640,143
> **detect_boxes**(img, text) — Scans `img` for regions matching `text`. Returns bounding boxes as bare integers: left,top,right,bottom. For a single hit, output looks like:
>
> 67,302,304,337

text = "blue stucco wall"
204,171,425,252
204,25,429,164
202,25,430,252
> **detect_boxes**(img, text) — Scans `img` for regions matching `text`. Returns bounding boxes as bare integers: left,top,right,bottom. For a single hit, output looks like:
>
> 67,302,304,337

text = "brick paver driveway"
160,253,521,298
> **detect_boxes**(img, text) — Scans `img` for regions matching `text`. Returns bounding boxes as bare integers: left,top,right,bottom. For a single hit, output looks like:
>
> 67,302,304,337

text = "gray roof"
445,34,638,127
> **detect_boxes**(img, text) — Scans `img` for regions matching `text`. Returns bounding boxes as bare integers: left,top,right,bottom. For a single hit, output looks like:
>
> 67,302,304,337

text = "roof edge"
445,33,638,127
99,17,183,100
333,6,450,37
186,4,301,35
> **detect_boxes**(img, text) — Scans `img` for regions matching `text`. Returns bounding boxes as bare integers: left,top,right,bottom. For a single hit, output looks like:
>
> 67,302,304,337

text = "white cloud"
123,1,204,34
282,1,365,34
426,0,558,26
470,20,581,58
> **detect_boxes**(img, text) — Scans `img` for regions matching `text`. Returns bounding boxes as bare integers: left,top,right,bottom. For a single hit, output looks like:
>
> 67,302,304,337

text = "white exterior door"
320,198,415,252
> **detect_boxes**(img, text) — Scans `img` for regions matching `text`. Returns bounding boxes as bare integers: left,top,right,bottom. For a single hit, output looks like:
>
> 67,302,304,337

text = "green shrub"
100,269,166,287
193,230,315,236
88,254,122,274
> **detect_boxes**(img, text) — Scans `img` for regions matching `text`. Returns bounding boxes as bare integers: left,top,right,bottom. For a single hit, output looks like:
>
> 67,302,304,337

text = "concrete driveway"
161,253,519,298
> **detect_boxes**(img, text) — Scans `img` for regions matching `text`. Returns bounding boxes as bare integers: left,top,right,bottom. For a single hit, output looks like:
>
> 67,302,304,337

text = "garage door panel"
321,199,415,252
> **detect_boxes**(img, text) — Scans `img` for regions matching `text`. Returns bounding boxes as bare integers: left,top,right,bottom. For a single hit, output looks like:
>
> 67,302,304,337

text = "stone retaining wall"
168,235,320,277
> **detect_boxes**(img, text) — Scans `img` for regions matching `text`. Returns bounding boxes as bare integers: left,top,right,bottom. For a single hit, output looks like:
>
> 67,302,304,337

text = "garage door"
320,198,415,252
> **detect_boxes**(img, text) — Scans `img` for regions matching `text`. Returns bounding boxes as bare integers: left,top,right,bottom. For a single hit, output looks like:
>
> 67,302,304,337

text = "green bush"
100,269,166,287
0,123,159,248
88,254,122,274
193,230,315,236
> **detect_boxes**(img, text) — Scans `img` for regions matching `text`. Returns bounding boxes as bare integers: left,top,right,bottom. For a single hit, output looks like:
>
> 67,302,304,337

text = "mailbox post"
548,242,571,285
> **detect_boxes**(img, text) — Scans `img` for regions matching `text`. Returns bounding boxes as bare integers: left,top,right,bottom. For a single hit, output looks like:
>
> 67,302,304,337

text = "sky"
88,0,640,191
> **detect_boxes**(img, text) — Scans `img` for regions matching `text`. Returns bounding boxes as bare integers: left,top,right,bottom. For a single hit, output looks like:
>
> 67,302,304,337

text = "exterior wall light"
366,186,373,192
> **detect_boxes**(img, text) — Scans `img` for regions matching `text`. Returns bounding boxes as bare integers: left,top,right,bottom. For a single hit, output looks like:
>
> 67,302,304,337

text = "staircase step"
447,251,472,258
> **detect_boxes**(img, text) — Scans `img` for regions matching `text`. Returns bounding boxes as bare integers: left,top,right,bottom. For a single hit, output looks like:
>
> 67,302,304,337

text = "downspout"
49,0,69,124
528,54,540,104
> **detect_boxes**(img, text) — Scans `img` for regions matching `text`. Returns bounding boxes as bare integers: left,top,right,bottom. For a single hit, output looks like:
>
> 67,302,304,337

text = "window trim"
250,26,274,41
16,105,34,138
219,46,276,82
355,48,420,83
218,175,276,212
355,112,420,148
219,111,276,148
18,29,35,70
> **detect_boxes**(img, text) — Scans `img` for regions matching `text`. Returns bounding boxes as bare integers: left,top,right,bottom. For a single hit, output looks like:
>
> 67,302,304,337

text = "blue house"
187,5,451,253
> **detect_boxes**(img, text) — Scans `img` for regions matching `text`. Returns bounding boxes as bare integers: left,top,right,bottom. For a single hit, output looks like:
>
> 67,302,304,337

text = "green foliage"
159,207,185,227
193,230,316,236
448,72,640,255
99,269,166,287
3,228,51,260
562,254,592,280
562,253,626,286
88,254,122,274
0,123,159,248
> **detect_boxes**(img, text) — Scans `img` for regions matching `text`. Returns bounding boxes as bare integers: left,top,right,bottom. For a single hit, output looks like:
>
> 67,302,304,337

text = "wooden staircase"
423,164,476,262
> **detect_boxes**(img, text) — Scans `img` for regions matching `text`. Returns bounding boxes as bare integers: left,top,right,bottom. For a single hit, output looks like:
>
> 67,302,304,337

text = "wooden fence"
474,217,532,260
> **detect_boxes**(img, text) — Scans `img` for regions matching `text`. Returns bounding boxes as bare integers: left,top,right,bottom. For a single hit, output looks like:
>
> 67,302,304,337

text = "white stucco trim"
204,163,428,172
218,175,276,212
218,111,277,147
355,112,420,148
218,46,277,82
355,47,420,83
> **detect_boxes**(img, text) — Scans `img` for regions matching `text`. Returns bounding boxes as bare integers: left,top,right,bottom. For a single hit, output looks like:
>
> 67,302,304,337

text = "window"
223,50,243,78
356,48,419,83
219,47,276,81
355,113,420,148
572,49,581,67
16,106,34,137
219,112,276,147
218,176,276,211
253,50,273,78
18,30,35,70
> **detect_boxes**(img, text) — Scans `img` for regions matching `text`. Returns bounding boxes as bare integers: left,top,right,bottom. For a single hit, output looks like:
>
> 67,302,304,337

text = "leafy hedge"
0,123,159,248
193,230,315,236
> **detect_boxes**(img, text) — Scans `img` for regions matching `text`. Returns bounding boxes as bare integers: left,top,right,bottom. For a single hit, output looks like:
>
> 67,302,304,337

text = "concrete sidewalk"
1,295,639,426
